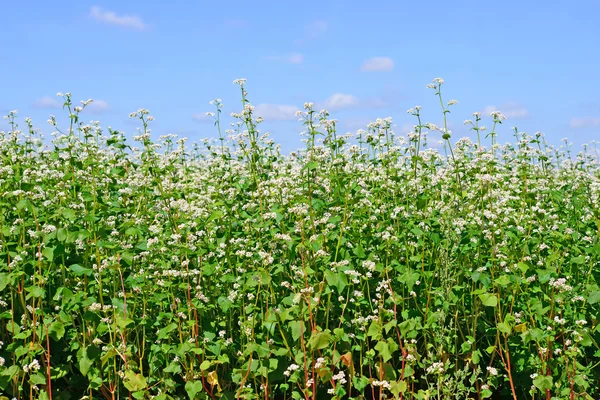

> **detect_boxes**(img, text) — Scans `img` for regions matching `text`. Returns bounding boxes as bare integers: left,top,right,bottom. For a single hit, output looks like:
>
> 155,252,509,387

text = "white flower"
426,362,444,374
332,370,347,384
490,111,506,121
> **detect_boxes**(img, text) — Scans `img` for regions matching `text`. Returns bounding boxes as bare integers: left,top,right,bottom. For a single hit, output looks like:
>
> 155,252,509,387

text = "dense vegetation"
1,79,599,399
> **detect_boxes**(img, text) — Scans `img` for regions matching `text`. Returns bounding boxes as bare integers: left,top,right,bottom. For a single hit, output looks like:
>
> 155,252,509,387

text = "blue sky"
2,0,599,153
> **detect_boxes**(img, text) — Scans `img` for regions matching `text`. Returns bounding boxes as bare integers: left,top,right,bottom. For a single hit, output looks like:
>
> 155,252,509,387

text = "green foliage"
0,80,599,399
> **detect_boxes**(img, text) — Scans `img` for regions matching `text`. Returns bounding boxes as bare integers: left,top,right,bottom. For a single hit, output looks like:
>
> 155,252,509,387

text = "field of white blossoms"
0,78,599,400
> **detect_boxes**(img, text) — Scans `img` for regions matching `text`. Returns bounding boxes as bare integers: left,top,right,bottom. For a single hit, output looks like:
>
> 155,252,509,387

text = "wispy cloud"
266,53,304,64
305,20,328,40
569,117,600,129
87,100,110,114
344,118,375,130
360,57,395,72
322,93,360,111
89,6,149,31
483,101,529,119
192,112,214,123
296,20,328,45
319,93,393,112
254,104,299,121
33,96,62,109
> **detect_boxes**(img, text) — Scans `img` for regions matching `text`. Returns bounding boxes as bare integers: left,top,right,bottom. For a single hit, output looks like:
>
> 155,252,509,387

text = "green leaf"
367,319,382,339
479,293,498,307
56,228,68,242
200,360,211,371
48,321,65,340
570,255,585,264
157,323,178,340
185,380,203,399
324,270,348,293
0,365,20,391
26,286,45,299
352,244,366,259
497,322,512,335
62,208,76,220
70,264,93,276
0,273,9,291
123,370,147,392
163,362,182,374
289,321,305,342
207,210,224,222
16,199,28,210
588,291,600,305
533,375,553,391
374,340,392,362
471,350,481,364
78,349,93,376
517,262,529,274
41,246,54,261
216,296,233,312
121,252,134,266
29,372,46,385
125,227,140,236
398,319,417,337
305,161,319,171
390,380,407,398
308,331,331,350
269,358,278,371
494,274,510,287
38,390,50,400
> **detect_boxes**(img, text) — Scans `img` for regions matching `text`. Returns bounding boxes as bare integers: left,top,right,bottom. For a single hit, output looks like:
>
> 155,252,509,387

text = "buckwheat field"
0,78,599,400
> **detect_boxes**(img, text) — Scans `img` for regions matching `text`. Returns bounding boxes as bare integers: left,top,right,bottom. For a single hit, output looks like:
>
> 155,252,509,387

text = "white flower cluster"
549,277,573,293
22,359,41,373
283,363,300,377
372,380,391,389
426,362,444,375
332,370,347,384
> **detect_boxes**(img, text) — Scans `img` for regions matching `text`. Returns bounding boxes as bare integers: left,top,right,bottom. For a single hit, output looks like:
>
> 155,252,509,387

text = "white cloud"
569,117,600,128
192,112,214,122
305,20,328,40
90,6,149,31
322,93,359,111
33,96,62,109
266,53,304,64
360,57,395,72
87,100,110,114
482,101,529,119
296,20,328,45
254,104,299,121
344,118,373,130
